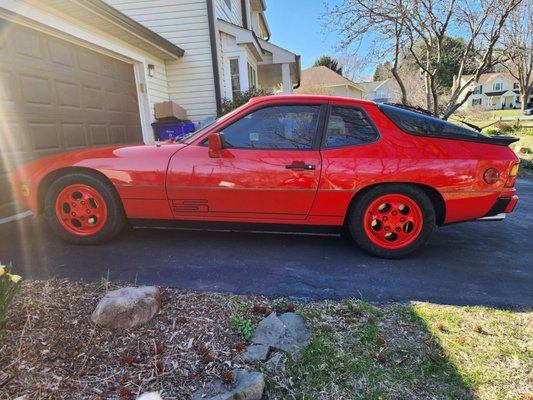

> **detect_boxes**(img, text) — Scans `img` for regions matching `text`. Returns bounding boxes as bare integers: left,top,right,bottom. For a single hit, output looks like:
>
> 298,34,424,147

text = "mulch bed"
0,279,269,400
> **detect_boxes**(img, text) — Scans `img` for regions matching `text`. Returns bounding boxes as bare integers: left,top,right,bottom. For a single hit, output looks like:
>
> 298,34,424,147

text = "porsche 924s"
11,95,519,258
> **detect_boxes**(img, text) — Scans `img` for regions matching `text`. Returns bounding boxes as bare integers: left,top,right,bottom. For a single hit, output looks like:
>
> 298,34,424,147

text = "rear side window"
378,104,488,139
324,106,379,148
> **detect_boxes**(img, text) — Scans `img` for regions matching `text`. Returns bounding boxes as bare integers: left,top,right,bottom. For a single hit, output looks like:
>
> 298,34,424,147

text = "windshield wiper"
454,119,482,132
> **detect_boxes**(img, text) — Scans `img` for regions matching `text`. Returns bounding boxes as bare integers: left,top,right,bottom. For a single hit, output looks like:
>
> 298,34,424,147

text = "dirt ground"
0,279,269,400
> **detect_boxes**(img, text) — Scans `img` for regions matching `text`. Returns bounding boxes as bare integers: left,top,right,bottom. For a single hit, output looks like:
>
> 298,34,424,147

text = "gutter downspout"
206,0,222,115
293,55,301,90
241,0,248,29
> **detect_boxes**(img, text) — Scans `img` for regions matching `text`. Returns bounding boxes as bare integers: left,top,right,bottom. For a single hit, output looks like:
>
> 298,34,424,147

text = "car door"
166,103,325,221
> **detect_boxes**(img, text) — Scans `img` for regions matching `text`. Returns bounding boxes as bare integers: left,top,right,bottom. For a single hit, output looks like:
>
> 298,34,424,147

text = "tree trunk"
425,73,431,112
391,68,409,105
521,92,528,112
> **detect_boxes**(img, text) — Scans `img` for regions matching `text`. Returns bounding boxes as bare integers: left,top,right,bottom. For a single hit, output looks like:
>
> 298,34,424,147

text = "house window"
248,63,257,88
472,98,482,106
230,58,240,97
224,0,231,10
514,82,519,89
493,82,502,91
473,85,483,95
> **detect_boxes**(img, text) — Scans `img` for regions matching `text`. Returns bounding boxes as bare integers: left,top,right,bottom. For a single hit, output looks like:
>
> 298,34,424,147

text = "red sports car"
11,95,519,258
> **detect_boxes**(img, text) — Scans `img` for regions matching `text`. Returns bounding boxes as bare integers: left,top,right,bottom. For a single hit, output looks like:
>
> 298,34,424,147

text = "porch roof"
218,19,264,60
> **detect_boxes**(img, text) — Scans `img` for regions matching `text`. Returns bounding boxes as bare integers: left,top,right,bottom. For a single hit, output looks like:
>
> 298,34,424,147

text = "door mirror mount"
208,133,224,158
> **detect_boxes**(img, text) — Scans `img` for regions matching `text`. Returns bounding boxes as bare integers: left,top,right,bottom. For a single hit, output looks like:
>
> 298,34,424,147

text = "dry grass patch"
414,302,533,400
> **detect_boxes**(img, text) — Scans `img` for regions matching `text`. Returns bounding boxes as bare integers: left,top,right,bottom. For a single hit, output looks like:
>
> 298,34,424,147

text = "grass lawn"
491,110,523,118
264,301,532,400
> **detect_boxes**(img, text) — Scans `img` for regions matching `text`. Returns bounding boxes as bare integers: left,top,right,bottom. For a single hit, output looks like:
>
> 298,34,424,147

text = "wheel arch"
37,167,121,216
344,182,446,226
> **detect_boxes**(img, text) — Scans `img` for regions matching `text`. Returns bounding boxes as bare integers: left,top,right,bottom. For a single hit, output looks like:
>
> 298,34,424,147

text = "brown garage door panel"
0,19,143,217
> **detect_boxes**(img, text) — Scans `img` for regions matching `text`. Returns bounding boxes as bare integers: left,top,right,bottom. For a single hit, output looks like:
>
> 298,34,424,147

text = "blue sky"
265,0,341,69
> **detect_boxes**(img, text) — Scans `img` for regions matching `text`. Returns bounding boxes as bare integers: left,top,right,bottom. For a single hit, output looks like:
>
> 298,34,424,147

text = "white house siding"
216,0,242,26
105,0,217,123
146,59,170,108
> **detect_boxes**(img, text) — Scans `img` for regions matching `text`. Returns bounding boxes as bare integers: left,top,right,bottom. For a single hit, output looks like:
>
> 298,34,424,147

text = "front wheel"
44,173,126,244
348,185,436,258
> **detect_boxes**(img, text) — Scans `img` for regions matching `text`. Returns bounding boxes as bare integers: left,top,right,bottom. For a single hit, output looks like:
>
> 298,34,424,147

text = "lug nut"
385,226,390,231
400,217,406,222
395,227,401,232
392,211,397,216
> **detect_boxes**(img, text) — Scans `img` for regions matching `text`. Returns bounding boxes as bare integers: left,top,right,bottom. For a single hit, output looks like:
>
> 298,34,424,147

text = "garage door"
0,20,143,217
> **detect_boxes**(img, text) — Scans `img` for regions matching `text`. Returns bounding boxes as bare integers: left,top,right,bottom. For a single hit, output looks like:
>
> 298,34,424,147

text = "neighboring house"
296,66,365,99
459,72,533,111
0,0,300,218
357,79,399,103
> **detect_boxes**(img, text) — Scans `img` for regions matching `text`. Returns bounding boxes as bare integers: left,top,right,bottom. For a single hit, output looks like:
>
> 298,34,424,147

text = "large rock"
192,370,264,400
91,286,160,329
251,312,309,355
243,344,270,362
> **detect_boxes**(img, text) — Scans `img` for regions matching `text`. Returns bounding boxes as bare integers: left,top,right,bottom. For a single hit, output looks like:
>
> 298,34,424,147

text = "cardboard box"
154,101,188,121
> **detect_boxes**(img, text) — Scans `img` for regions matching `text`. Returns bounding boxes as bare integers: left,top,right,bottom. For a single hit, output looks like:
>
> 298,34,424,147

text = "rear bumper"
483,195,518,217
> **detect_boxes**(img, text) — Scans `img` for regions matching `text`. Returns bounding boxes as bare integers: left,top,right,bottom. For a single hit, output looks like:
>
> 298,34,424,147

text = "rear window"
378,104,489,140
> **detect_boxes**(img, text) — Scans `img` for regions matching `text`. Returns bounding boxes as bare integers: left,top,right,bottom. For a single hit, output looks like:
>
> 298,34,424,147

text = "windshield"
177,102,253,143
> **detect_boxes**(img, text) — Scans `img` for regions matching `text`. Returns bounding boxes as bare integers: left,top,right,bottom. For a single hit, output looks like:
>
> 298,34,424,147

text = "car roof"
249,94,377,107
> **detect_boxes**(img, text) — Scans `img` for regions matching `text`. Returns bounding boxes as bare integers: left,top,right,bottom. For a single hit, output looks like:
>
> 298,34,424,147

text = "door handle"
285,164,316,170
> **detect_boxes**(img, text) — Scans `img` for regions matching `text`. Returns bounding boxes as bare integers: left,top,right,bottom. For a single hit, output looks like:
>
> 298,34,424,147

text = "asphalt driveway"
1,178,532,308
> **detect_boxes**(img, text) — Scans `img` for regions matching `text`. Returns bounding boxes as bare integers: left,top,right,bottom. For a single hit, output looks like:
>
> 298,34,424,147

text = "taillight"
505,163,519,188
483,168,499,184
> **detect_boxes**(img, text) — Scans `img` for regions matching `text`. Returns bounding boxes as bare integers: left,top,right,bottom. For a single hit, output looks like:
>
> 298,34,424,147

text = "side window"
220,105,320,150
325,106,379,148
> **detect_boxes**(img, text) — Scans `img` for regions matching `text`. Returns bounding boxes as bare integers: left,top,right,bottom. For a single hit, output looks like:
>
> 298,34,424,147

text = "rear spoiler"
489,136,520,146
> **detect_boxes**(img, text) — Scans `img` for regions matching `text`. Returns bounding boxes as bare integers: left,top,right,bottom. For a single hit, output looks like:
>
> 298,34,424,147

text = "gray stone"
250,312,309,355
265,352,285,372
243,344,270,362
91,286,160,329
251,313,285,347
192,370,264,400
277,313,310,352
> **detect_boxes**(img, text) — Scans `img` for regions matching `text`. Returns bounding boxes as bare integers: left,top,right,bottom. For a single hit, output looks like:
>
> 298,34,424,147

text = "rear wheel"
349,184,435,258
44,173,125,244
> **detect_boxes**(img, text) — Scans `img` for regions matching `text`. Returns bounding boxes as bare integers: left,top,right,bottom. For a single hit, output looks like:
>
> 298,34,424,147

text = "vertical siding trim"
207,0,222,115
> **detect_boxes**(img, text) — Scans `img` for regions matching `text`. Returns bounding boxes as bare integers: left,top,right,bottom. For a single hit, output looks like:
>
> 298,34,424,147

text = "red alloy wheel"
363,194,424,250
55,184,108,236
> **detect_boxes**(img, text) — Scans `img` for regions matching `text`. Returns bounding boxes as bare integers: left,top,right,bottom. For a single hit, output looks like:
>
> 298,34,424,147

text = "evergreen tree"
373,62,393,81
313,55,343,75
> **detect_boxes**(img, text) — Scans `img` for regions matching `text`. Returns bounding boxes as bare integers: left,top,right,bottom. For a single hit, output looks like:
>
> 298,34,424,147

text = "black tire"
348,184,436,258
44,172,126,244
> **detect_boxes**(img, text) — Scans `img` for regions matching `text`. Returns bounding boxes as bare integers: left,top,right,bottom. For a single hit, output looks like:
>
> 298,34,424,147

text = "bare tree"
323,0,523,119
501,1,533,111
337,54,366,82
